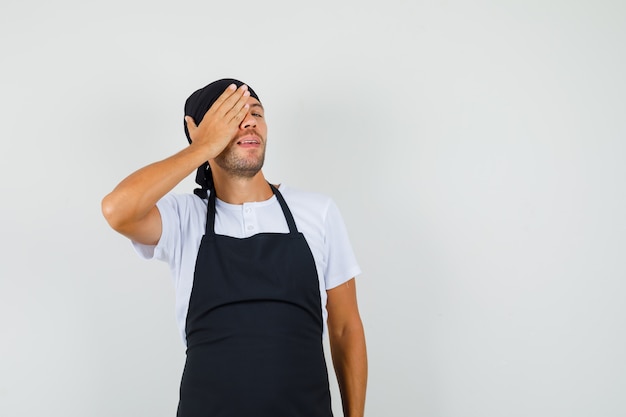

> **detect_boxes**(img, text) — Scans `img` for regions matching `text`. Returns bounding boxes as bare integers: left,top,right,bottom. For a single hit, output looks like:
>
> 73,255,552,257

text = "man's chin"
213,157,265,178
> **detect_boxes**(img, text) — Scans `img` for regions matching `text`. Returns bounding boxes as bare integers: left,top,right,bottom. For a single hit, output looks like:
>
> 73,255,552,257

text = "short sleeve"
322,199,361,289
131,194,184,264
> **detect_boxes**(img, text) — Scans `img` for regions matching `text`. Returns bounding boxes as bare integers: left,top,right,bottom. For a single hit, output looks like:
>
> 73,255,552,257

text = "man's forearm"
102,145,208,230
102,83,251,232
330,324,368,417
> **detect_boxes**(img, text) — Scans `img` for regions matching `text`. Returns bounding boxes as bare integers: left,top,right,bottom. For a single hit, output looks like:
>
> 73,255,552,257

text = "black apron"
177,184,333,417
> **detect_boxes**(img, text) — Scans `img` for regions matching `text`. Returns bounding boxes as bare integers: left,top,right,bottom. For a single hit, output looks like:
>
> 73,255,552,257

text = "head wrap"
183,78,260,198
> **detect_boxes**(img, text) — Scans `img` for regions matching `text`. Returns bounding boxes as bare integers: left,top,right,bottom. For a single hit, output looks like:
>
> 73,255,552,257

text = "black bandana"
183,78,260,198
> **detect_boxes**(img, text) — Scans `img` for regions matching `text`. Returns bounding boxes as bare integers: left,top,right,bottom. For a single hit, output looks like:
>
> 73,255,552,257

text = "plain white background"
1,0,625,416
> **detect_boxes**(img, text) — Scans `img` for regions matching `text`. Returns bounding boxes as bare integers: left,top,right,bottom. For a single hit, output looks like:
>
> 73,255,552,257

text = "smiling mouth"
236,137,260,145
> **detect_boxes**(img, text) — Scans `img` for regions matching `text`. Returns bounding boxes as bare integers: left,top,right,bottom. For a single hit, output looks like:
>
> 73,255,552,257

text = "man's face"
213,96,267,178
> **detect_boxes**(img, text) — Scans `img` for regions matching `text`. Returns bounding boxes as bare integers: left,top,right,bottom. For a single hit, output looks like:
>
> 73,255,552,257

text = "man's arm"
327,278,367,417
101,84,251,244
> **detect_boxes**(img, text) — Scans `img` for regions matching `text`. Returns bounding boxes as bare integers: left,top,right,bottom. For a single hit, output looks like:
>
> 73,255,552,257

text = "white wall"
1,1,625,416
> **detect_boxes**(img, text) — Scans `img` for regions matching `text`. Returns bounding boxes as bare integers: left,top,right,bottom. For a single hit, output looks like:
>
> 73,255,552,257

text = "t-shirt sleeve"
323,199,362,289
131,194,184,264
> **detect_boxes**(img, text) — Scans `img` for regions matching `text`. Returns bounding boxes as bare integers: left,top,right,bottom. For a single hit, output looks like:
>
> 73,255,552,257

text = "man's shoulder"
157,192,206,218
159,191,205,205
279,184,333,205
278,184,336,220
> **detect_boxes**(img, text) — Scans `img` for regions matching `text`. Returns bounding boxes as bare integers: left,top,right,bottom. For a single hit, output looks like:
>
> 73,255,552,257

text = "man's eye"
252,113,263,118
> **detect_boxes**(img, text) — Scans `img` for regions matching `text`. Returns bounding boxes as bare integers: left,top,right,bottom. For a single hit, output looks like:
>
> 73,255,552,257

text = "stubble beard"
213,143,266,179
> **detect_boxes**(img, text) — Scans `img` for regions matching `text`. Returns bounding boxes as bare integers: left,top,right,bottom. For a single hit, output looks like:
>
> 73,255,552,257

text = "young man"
102,78,367,416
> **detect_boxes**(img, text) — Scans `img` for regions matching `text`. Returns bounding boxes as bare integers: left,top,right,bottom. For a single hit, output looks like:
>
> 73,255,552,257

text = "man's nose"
240,112,257,129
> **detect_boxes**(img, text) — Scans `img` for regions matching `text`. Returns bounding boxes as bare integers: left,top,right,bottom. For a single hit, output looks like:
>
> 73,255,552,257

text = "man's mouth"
236,136,261,146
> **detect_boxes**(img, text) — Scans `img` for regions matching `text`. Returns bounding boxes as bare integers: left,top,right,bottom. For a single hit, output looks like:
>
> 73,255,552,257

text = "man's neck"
211,170,274,205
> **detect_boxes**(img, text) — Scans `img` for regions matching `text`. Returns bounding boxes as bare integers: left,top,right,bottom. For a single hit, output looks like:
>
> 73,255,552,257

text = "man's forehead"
248,99,264,109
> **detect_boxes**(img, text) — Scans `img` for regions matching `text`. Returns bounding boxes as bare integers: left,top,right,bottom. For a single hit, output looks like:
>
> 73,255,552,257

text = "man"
101,78,367,416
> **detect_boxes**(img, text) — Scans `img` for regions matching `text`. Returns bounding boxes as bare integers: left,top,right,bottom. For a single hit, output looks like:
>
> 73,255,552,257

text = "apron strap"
206,187,217,236
269,183,298,234
205,183,299,236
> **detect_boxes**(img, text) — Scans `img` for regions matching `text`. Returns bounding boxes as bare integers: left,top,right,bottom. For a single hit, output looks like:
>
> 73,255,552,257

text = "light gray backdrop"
1,1,625,416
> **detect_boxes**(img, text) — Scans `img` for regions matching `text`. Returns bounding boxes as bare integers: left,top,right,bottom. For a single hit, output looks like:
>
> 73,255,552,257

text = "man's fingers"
230,103,250,124
185,116,197,130
211,83,244,116
185,116,198,141
186,84,251,153
224,88,250,123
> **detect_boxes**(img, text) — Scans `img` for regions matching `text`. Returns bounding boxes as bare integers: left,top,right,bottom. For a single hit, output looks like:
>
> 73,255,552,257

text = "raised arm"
101,83,251,245
327,278,368,417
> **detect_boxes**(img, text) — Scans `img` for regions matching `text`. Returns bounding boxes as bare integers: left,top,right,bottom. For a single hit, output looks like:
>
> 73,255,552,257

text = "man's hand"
185,83,251,160
102,83,252,245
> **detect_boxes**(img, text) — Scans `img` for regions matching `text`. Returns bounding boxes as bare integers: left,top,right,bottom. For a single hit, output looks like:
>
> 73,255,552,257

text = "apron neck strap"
205,183,298,235
268,183,298,234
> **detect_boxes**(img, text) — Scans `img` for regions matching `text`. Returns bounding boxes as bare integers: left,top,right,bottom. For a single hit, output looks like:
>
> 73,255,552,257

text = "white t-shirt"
133,184,361,345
